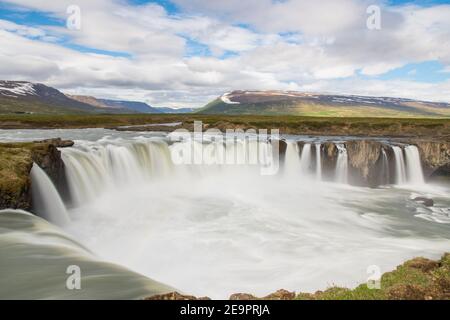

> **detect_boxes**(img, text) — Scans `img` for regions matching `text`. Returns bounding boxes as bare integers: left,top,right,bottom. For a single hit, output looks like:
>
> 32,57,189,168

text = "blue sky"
0,0,449,106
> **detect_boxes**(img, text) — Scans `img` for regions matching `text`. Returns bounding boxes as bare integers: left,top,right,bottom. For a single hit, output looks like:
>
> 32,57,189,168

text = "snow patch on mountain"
221,92,240,105
0,81,37,97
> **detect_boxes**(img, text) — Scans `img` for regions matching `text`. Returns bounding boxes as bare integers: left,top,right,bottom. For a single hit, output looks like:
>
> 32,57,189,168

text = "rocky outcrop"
411,140,450,178
0,139,73,210
229,289,296,300
345,141,385,187
145,292,211,300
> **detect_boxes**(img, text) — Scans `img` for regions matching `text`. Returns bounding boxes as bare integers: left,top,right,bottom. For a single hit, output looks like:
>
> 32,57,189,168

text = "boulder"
412,197,434,207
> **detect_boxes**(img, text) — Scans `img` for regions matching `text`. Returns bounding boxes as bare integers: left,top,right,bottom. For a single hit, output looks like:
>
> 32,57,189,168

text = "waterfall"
283,142,301,175
62,141,173,205
315,144,322,181
392,146,407,185
381,148,390,185
30,164,70,226
335,144,348,184
404,145,425,185
300,144,312,175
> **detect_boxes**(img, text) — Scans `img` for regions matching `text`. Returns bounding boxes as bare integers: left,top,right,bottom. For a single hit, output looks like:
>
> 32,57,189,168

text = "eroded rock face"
321,142,339,180
345,141,384,187
412,141,450,178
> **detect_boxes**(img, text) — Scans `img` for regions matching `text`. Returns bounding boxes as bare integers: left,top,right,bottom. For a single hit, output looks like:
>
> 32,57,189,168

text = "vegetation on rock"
0,139,72,210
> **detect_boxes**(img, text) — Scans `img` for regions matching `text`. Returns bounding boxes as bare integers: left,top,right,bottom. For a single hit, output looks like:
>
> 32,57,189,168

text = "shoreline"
146,253,450,300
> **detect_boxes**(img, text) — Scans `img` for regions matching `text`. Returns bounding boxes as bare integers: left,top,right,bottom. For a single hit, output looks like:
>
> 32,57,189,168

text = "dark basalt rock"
413,197,434,207
34,138,75,148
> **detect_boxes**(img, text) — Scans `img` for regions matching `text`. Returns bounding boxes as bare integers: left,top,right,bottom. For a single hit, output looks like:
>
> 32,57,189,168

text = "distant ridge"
0,81,101,114
197,90,450,118
0,81,191,115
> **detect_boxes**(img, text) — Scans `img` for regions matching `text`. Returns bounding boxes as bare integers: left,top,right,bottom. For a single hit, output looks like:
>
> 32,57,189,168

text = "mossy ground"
0,143,34,209
0,141,62,209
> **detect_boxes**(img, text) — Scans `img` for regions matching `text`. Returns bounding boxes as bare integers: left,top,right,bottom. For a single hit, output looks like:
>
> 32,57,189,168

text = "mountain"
0,81,164,114
0,81,101,114
197,90,450,118
68,95,159,113
154,107,194,114
97,99,159,113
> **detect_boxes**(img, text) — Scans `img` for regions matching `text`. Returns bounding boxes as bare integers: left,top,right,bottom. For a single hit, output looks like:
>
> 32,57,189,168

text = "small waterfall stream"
284,142,301,176
315,144,322,181
404,146,425,185
300,143,312,176
392,146,407,185
335,144,349,184
30,164,70,226
381,148,390,185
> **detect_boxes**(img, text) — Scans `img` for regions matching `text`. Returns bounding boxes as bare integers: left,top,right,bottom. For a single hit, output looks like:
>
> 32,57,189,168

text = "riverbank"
0,114,449,140
146,253,449,300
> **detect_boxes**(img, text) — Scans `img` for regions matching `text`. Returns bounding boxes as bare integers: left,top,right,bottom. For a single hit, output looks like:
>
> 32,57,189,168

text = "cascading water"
392,146,407,185
392,145,425,185
62,141,173,205
315,143,322,181
2,128,448,300
300,143,312,175
30,164,70,226
335,144,349,184
404,146,425,185
284,142,301,175
381,148,390,185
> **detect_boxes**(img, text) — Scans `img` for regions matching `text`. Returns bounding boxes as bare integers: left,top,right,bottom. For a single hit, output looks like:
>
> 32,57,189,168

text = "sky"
0,0,449,108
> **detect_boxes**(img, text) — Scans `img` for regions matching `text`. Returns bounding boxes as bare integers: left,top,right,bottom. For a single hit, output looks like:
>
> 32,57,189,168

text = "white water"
0,209,174,299
283,141,301,176
335,144,349,184
300,144,312,176
315,144,322,181
381,148,390,184
405,146,425,185
30,164,70,226
1,129,448,300
392,146,407,185
57,136,449,299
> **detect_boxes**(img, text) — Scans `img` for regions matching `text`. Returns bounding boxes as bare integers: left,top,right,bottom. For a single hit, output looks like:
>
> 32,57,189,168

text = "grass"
0,114,449,139
0,143,34,209
0,140,64,209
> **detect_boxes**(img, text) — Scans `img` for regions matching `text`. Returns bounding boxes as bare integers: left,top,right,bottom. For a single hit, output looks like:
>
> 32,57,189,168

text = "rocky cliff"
412,140,450,178
280,138,450,186
0,139,73,210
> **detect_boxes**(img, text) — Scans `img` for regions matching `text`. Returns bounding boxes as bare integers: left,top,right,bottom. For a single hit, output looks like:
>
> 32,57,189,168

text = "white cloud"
0,0,449,106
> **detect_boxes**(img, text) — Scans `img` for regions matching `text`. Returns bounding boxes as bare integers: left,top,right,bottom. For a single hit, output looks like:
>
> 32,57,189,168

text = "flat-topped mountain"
68,95,159,113
197,90,450,118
